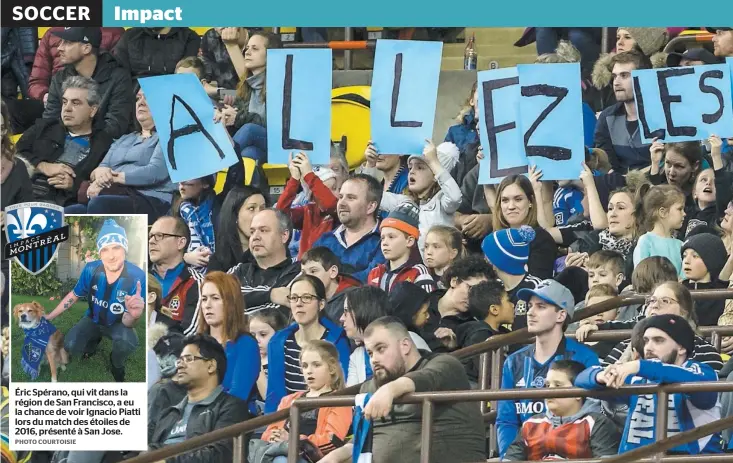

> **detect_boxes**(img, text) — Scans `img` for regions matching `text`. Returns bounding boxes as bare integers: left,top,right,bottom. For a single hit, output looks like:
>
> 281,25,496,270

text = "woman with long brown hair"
197,271,260,406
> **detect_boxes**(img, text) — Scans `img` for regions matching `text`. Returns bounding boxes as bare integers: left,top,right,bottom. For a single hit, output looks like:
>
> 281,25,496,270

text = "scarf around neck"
598,229,634,257
352,393,374,462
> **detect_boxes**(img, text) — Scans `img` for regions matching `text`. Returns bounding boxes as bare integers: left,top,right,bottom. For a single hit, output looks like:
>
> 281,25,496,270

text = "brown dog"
13,302,68,382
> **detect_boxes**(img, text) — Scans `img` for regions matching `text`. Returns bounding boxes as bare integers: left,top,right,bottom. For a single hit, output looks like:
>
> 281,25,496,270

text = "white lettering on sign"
114,6,183,24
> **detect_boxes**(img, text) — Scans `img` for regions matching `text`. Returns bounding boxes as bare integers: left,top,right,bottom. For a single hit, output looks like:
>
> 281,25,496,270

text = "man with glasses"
148,334,249,461
497,279,599,458
47,219,145,382
228,208,300,316
149,216,204,336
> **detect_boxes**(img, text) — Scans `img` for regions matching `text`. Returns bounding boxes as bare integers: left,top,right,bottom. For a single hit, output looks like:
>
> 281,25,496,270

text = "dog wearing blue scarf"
14,301,68,382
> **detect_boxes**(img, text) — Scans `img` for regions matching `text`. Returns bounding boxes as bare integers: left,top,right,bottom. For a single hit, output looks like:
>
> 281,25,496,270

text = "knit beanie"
408,142,460,174
619,28,669,56
638,314,695,358
381,202,420,239
681,233,727,281
481,225,535,275
97,219,128,252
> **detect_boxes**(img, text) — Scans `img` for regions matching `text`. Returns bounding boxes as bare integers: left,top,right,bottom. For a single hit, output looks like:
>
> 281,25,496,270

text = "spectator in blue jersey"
149,216,204,337
171,174,220,273
265,274,350,414
47,219,146,382
497,279,599,458
444,81,479,155
576,314,722,455
313,174,386,283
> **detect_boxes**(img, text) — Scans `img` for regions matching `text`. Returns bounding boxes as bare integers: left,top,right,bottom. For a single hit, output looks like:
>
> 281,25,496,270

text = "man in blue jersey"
496,279,599,458
576,314,722,455
48,219,145,382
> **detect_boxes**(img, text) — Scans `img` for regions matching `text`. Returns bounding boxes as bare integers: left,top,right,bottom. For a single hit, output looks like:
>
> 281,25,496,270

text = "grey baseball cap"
517,279,576,317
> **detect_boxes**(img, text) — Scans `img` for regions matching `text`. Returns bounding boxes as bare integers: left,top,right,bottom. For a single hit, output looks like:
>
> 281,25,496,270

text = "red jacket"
28,27,125,100
368,255,436,293
276,172,338,259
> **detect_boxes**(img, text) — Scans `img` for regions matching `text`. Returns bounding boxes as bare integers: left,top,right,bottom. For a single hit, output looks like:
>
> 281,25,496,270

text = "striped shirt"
284,333,307,394
602,335,723,373
367,256,436,294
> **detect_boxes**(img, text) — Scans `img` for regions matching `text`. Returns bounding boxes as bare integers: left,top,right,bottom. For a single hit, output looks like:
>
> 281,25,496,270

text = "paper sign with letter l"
477,67,527,185
632,64,733,143
267,48,333,166
139,73,238,183
370,39,442,155
517,63,584,181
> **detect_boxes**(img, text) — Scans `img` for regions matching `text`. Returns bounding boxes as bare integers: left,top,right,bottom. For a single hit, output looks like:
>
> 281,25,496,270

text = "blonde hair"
426,225,465,259
300,340,345,391
637,184,685,232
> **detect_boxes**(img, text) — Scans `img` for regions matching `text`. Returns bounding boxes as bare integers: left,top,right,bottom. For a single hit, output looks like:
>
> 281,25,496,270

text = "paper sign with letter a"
478,67,527,185
633,64,733,143
517,63,584,181
139,74,238,183
370,40,442,155
267,49,333,166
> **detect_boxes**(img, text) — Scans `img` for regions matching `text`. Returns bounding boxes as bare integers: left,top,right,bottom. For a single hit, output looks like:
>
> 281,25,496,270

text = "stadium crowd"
2,24,733,463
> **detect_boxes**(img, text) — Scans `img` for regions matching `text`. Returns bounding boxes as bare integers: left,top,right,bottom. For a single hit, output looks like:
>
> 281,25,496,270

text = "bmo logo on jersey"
1,0,102,26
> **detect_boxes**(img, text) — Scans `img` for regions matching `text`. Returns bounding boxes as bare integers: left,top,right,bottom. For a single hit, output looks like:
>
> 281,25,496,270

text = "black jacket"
16,118,113,206
684,279,728,327
229,257,300,316
114,27,200,82
42,52,133,140
149,388,249,463
455,320,510,383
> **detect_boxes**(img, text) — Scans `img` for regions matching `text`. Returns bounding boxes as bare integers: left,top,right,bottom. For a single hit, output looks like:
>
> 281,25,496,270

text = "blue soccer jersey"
73,260,147,326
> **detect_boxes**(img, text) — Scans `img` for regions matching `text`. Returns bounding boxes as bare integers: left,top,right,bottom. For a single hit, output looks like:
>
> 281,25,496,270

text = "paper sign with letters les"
516,63,585,181
370,39,443,155
139,74,238,183
632,64,733,143
477,67,527,185
267,48,333,166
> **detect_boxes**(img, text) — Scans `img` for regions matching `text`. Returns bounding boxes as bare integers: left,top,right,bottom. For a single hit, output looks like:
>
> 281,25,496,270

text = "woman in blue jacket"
265,274,351,414
196,271,260,408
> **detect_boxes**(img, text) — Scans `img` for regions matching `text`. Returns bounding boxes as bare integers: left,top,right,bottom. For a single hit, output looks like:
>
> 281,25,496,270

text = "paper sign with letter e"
478,67,528,185
267,49,333,166
139,73,238,183
632,64,733,143
370,39,442,155
517,63,584,181
728,58,733,99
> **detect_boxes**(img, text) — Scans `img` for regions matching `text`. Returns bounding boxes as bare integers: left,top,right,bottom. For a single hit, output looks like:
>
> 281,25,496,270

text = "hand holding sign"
649,138,664,176
292,152,313,177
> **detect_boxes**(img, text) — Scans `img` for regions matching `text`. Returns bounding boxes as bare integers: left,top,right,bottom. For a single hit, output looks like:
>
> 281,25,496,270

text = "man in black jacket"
17,75,113,207
43,27,133,139
229,208,300,316
148,334,249,462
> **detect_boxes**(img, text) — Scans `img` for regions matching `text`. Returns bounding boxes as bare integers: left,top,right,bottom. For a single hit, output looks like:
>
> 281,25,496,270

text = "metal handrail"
124,289,733,462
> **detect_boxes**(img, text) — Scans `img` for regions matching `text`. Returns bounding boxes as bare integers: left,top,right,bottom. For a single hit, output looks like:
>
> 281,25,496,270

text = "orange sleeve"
261,393,296,441
306,406,353,454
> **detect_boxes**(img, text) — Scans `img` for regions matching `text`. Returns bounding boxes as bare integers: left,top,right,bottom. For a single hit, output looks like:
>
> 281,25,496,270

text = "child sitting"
368,202,436,293
681,232,728,326
424,225,464,286
456,279,514,385
633,184,686,278
552,148,611,226
301,246,361,322
577,284,619,359
503,360,620,461
173,174,219,273
257,340,352,462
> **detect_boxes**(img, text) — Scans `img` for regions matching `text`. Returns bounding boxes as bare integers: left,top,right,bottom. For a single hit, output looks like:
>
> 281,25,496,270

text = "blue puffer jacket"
264,317,351,414
444,109,479,155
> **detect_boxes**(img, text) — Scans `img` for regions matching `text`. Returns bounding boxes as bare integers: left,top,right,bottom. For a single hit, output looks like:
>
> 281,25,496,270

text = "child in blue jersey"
576,314,722,455
47,219,146,382
496,279,599,458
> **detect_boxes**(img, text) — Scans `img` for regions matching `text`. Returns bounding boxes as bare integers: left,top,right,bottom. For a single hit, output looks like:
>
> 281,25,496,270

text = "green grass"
10,295,146,383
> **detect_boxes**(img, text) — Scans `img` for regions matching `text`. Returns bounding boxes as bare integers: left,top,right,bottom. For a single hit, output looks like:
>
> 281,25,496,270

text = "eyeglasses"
645,296,679,307
149,232,183,242
175,354,209,365
287,294,319,304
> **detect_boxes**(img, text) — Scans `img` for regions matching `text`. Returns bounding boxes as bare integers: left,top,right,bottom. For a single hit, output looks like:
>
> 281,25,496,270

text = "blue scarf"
180,197,216,251
352,393,373,463
21,318,56,380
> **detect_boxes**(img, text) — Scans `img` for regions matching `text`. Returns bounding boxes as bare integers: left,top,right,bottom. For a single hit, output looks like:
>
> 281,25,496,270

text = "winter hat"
681,233,727,281
408,142,460,174
97,219,128,252
481,225,535,276
381,202,420,239
517,279,576,317
666,48,721,67
302,167,337,200
638,314,695,358
619,28,669,56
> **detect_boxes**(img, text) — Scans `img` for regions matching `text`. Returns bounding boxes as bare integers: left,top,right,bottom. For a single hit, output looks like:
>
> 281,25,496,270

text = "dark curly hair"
442,254,497,288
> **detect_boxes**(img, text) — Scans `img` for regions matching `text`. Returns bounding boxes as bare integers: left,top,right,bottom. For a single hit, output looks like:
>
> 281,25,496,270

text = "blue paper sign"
632,64,733,143
370,39,442,155
728,58,733,96
138,73,238,183
477,67,527,185
517,63,584,181
266,49,333,166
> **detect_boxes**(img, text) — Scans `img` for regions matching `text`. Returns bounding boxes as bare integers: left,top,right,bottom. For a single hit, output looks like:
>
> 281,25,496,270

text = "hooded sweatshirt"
684,279,728,326
323,275,361,323
455,320,510,383
576,360,723,455
503,399,620,461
